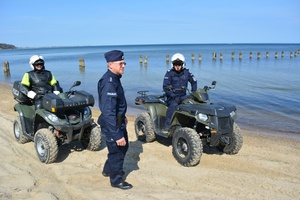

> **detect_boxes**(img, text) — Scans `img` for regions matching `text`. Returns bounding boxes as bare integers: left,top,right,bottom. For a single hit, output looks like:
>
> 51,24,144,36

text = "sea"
1,43,299,136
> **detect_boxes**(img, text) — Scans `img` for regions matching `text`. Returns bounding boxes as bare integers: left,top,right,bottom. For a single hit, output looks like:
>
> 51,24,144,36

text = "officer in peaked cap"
97,50,132,190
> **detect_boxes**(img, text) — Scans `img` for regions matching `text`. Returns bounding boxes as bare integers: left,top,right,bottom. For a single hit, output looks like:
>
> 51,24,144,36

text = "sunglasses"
34,64,44,66
172,62,183,66
113,62,126,66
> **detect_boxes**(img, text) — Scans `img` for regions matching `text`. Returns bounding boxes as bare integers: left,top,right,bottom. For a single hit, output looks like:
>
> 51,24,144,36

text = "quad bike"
134,81,243,167
12,81,101,164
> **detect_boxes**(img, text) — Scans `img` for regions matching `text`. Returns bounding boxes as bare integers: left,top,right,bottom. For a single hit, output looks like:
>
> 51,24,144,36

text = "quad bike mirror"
69,81,81,91
74,81,81,86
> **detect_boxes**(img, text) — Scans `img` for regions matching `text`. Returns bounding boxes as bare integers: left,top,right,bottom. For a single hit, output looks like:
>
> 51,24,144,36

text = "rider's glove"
53,91,60,95
27,90,36,99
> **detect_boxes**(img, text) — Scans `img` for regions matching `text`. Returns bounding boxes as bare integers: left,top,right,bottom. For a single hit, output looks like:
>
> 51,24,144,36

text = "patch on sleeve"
107,92,117,96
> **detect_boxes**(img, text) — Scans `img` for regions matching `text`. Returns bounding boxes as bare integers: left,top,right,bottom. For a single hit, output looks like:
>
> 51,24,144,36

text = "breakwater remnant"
79,57,85,71
3,61,10,77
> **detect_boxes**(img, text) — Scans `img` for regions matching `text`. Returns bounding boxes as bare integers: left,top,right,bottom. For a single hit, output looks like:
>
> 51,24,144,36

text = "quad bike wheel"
81,123,101,151
218,123,243,154
13,117,30,144
134,112,156,142
172,127,202,167
34,128,58,164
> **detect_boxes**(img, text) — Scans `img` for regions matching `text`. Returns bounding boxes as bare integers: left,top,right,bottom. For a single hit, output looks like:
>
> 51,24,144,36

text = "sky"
1,0,299,48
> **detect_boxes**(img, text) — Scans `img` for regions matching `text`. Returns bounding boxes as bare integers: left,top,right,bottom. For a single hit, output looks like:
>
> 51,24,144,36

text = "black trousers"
101,127,129,185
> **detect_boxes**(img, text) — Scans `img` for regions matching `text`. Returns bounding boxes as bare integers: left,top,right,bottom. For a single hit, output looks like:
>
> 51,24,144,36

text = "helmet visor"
172,60,184,66
34,59,44,66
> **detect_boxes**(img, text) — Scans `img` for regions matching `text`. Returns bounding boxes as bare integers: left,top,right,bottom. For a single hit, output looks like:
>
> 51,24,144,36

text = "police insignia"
107,92,117,96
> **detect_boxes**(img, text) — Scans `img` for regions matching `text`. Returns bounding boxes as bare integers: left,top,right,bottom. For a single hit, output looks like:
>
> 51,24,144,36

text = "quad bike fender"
14,103,35,138
147,103,167,119
145,103,167,133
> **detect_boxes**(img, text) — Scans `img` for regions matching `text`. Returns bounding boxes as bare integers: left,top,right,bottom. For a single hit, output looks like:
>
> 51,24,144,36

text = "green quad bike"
12,81,101,164
134,81,243,167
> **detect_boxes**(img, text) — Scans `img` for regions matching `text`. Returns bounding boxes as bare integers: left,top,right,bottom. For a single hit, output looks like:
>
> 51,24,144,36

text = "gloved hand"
53,91,60,95
27,91,36,99
174,97,181,104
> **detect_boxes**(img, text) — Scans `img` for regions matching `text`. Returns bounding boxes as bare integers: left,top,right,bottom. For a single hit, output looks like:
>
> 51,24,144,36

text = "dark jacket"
163,68,197,99
97,69,127,141
20,69,59,98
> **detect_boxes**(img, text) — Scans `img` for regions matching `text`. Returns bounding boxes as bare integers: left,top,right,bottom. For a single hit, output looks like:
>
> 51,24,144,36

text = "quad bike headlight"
197,113,208,121
83,107,91,119
46,113,60,123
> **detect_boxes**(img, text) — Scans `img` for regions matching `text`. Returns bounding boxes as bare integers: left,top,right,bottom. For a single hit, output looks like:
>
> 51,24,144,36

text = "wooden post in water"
79,58,85,70
239,52,242,60
220,53,223,61
198,54,202,62
275,52,278,59
281,51,284,57
250,52,253,59
212,52,217,60
231,52,235,60
257,52,261,59
3,61,10,77
139,55,143,64
266,52,269,58
144,56,148,65
166,54,169,63
191,53,195,62
290,52,293,58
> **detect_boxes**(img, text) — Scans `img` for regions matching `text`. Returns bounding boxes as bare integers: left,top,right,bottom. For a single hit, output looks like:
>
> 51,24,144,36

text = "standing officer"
163,53,197,130
97,50,132,190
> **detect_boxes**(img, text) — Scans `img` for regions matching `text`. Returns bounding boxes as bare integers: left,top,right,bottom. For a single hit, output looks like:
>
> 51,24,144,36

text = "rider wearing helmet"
20,55,61,109
163,53,197,130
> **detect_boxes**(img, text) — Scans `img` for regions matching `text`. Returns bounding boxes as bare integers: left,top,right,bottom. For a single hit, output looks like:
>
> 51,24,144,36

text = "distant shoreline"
4,42,300,49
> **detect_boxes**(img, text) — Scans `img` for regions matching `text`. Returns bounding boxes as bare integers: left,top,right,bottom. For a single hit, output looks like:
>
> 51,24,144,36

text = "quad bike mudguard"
14,103,35,139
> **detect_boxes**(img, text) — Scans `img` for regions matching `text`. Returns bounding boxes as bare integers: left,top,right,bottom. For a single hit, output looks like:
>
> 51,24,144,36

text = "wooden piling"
250,52,253,59
281,51,284,57
257,52,261,59
166,54,169,63
266,52,269,58
290,52,293,58
198,54,202,62
275,52,278,59
231,52,235,60
239,52,242,60
139,55,143,63
3,61,10,77
220,53,223,60
79,58,85,69
212,52,217,60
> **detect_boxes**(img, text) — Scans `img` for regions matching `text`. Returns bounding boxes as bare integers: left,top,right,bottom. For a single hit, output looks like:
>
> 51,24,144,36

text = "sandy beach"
0,83,299,200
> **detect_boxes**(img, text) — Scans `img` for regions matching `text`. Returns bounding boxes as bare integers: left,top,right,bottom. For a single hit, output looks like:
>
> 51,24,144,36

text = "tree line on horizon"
0,43,16,50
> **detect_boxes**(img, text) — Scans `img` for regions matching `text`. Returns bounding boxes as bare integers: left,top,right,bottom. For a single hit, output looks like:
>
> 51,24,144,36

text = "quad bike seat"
135,94,167,105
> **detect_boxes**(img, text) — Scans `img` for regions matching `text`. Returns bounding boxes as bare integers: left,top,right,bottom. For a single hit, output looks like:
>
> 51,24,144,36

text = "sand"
0,83,299,200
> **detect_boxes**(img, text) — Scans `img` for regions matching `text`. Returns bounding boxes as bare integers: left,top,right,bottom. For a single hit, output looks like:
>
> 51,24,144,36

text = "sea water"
1,44,299,134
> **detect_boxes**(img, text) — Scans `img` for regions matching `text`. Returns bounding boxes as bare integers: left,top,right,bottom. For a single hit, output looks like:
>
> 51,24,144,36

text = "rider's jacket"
97,69,127,141
163,68,197,99
20,69,59,98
